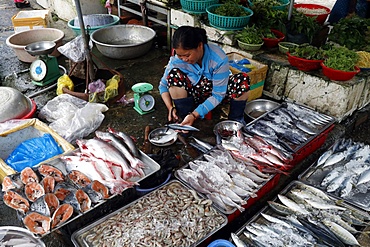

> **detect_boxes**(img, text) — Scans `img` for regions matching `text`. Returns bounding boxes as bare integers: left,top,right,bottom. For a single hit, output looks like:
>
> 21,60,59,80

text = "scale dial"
138,94,155,112
30,59,47,81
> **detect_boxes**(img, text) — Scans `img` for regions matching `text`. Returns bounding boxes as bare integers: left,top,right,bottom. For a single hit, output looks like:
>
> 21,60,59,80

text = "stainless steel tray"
244,101,335,153
71,180,228,247
298,143,370,212
174,147,276,215
10,149,160,238
233,180,370,247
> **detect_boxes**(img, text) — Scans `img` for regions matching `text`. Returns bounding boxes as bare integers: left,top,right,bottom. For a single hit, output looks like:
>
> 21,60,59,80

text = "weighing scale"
25,41,62,86
132,82,155,115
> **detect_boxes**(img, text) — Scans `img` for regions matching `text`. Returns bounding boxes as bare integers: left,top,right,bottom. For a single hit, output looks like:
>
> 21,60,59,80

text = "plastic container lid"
0,226,46,247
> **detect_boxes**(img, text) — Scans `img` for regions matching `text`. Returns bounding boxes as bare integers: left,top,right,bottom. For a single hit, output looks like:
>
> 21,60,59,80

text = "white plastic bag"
49,102,108,143
38,94,88,122
57,35,92,63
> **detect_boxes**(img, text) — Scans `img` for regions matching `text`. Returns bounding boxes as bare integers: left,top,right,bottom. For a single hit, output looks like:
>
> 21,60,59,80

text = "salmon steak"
76,189,92,212
51,204,73,228
3,190,30,214
23,212,51,235
20,167,39,184
38,164,65,183
68,170,92,188
2,173,23,191
24,182,45,202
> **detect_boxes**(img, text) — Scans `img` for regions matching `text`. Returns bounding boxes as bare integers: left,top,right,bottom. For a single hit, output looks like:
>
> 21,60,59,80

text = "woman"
158,26,250,127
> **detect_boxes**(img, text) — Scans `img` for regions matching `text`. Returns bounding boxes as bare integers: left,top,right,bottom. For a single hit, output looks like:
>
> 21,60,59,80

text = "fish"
3,190,30,213
190,137,214,151
2,173,23,191
24,182,45,202
76,138,136,180
322,152,346,168
231,232,247,247
76,189,92,212
165,123,200,131
149,130,178,145
38,164,65,183
51,204,74,228
277,194,310,215
316,149,333,168
267,201,297,216
41,175,55,194
108,127,141,158
23,212,51,235
218,192,245,212
356,168,370,186
304,199,346,211
54,182,76,201
20,167,39,184
206,193,231,211
68,170,92,188
30,194,53,216
95,131,145,177
322,220,360,246
91,180,110,199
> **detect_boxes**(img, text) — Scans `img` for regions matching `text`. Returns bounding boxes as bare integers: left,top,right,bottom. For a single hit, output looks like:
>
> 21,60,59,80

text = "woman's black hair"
172,26,208,50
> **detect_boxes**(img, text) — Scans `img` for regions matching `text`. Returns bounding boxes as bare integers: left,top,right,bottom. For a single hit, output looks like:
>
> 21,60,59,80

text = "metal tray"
244,101,335,153
10,149,160,238
233,180,370,247
174,147,276,215
298,147,370,212
71,180,228,247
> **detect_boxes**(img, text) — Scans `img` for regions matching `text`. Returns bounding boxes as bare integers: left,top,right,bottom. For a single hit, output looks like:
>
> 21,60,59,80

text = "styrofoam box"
12,10,51,33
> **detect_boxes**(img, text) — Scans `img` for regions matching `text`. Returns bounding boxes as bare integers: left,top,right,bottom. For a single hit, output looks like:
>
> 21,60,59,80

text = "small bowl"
278,42,298,54
321,62,360,81
237,40,263,51
244,99,281,120
148,127,177,147
262,29,285,48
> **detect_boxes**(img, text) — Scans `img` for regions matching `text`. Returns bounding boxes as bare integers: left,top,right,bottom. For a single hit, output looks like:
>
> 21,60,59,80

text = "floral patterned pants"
166,68,250,104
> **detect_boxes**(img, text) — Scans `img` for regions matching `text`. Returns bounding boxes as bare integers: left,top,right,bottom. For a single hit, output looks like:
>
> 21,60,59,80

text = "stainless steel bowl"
148,127,178,147
244,99,281,120
213,120,244,144
91,25,156,59
24,41,56,56
0,87,33,123
0,226,45,246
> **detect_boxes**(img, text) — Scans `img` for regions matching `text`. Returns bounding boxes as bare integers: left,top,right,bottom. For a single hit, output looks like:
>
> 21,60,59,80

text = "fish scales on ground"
234,182,368,247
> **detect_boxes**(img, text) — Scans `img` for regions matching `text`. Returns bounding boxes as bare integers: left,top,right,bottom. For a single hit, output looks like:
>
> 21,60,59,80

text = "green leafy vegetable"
290,44,325,60
235,25,263,44
323,46,359,71
214,2,248,17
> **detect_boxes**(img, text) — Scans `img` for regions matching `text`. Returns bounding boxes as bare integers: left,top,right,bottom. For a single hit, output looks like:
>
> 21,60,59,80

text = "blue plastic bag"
5,133,64,172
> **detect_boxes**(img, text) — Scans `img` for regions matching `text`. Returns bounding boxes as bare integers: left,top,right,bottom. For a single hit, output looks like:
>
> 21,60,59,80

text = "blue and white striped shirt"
159,43,229,119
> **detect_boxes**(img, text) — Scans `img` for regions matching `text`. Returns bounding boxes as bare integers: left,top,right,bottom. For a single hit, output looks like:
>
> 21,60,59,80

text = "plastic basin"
208,239,236,247
262,29,285,48
67,14,120,35
294,3,331,25
287,52,323,71
321,62,360,81
135,173,171,196
5,28,65,63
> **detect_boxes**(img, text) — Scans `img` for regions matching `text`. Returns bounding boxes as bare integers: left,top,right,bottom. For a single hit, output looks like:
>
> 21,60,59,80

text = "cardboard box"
11,10,50,33
0,119,75,181
227,52,268,102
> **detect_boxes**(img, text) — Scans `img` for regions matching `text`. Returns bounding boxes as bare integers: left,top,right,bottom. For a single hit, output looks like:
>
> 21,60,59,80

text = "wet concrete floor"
1,0,370,246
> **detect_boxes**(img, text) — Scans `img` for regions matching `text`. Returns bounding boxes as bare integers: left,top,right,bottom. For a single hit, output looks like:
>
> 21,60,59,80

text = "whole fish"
166,123,199,131
322,152,346,168
218,192,245,212
76,138,135,180
316,149,333,168
108,127,140,158
277,194,310,215
322,220,360,246
356,168,370,186
191,137,213,151
95,131,145,177
304,199,346,211
231,232,247,247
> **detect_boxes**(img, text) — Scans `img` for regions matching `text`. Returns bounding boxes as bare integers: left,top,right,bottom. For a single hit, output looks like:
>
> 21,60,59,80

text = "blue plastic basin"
208,239,236,247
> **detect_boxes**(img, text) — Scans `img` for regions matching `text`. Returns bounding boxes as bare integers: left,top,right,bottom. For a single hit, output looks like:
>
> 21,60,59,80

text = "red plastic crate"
288,123,335,167
226,173,281,223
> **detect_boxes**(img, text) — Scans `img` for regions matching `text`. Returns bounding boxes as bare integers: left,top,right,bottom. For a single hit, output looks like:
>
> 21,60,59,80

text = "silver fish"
322,220,360,246
166,123,200,131
150,130,178,144
277,194,310,215
108,127,140,158
191,137,213,151
356,168,370,186
316,149,333,168
231,233,247,247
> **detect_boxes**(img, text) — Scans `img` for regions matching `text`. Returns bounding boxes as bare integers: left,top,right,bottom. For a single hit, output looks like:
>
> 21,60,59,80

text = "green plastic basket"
206,4,253,31
180,0,219,14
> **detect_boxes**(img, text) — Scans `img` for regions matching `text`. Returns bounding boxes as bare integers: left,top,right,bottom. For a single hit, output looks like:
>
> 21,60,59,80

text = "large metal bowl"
91,25,156,60
213,120,244,145
244,99,281,120
0,87,33,123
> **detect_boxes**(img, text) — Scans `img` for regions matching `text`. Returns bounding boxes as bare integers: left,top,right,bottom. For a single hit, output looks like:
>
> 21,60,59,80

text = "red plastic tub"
20,99,37,119
262,29,285,48
294,3,331,25
321,62,361,81
287,52,323,71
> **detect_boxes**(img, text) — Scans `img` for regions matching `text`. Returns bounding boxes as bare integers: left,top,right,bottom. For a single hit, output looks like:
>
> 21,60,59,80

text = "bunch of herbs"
323,46,359,71
290,44,325,60
235,25,263,44
214,0,248,17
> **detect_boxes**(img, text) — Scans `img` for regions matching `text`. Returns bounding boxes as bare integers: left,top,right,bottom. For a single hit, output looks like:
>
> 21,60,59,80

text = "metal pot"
91,25,156,60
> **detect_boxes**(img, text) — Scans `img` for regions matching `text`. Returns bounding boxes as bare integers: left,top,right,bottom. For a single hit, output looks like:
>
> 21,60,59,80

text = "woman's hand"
181,111,198,126
168,107,179,123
